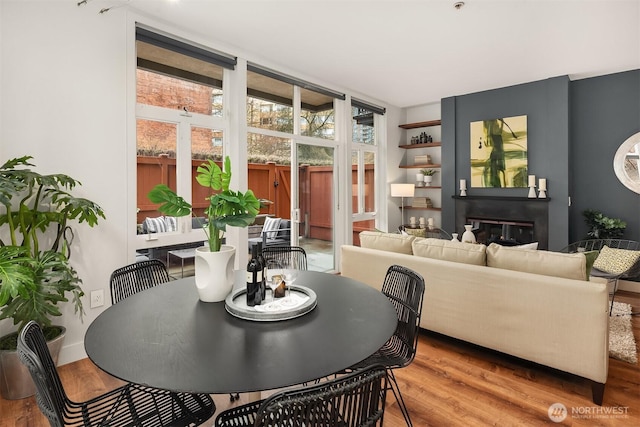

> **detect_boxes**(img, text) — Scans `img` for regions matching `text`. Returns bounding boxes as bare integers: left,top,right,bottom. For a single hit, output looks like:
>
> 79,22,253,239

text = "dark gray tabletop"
85,270,396,394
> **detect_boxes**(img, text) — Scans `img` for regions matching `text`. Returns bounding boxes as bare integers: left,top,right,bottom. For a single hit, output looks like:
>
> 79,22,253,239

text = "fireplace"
453,196,549,249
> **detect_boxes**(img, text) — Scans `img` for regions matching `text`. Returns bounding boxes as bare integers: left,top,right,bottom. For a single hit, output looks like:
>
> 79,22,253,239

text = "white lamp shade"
390,183,415,198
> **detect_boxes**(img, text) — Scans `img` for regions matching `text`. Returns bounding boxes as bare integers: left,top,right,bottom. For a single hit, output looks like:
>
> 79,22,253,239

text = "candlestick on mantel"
527,174,536,198
459,179,467,197
538,178,547,198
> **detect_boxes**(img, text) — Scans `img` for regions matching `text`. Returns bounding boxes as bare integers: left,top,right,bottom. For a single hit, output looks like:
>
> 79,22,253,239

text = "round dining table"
85,270,397,394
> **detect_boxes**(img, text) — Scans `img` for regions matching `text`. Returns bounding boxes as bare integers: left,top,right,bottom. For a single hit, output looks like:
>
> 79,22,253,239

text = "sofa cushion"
412,238,487,265
486,243,587,280
359,231,415,255
592,245,640,275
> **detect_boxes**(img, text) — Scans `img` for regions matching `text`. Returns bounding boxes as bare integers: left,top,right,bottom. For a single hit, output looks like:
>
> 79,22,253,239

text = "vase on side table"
461,225,476,243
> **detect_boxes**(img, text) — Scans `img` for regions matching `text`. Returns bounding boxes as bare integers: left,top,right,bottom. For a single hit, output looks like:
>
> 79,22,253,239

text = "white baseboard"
618,279,640,293
58,341,87,366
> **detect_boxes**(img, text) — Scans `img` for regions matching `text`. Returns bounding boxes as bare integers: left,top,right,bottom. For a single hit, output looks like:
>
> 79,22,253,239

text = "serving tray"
225,284,317,322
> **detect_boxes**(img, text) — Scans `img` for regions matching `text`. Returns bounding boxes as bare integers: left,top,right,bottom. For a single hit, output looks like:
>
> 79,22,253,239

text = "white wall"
0,0,403,364
1,1,130,364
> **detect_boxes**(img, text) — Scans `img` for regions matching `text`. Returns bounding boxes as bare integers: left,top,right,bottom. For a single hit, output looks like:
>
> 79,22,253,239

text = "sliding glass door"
294,142,335,272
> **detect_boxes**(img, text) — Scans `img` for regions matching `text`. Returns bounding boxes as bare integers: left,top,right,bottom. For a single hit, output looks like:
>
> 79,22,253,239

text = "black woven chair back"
560,239,640,253
18,321,67,425
262,245,308,270
258,365,386,426
110,259,170,304
19,321,215,427
215,364,385,427
379,264,426,368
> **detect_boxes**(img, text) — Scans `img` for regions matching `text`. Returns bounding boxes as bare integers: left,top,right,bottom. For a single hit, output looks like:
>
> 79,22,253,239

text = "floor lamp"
390,183,415,226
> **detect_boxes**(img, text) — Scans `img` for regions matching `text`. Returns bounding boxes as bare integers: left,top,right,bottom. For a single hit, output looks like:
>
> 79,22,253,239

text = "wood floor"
2,291,638,427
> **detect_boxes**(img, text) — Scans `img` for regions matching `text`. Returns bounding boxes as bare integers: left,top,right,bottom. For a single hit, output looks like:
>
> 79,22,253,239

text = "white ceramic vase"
423,175,433,186
461,225,476,243
194,245,236,302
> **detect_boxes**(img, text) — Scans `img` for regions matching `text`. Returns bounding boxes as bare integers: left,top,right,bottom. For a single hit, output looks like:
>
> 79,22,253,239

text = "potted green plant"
420,168,438,186
148,156,260,302
583,209,626,239
0,155,105,399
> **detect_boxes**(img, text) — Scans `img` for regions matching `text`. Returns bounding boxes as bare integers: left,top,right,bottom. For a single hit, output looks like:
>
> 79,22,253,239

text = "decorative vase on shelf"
423,175,433,186
461,225,476,243
451,233,459,242
194,245,236,302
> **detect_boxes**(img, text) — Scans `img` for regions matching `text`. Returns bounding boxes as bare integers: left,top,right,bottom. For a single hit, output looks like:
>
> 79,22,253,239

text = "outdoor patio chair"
18,321,215,427
560,239,640,314
262,245,308,270
345,264,425,427
215,364,388,427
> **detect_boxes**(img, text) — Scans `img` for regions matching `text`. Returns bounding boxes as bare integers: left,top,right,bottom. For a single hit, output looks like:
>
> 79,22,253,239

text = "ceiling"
123,0,640,108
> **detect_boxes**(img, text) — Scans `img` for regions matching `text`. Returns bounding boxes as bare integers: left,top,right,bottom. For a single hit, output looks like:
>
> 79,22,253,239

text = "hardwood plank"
2,291,638,426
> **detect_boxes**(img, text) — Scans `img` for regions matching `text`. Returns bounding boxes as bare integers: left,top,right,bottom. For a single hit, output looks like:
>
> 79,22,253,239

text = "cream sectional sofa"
340,232,610,404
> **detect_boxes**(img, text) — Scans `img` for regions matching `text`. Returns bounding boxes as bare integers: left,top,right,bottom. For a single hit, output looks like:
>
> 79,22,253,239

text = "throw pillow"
512,242,539,250
592,245,640,275
262,217,281,239
163,216,178,232
144,216,166,233
404,228,427,238
583,250,599,279
359,231,415,255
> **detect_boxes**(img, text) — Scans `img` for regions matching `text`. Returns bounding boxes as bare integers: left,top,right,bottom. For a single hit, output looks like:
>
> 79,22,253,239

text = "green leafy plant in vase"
420,169,438,186
0,155,105,399
148,156,260,302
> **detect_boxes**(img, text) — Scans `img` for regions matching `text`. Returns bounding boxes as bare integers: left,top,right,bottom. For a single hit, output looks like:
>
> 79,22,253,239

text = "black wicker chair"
262,245,308,271
215,364,387,427
18,321,215,427
109,259,171,304
347,265,425,427
559,239,640,314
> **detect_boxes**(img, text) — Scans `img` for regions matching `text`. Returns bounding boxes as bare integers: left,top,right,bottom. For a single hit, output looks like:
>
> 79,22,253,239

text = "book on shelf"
412,197,433,208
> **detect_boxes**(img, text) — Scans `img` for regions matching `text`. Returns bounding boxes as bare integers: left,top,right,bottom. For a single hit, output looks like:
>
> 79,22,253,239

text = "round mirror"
613,131,640,194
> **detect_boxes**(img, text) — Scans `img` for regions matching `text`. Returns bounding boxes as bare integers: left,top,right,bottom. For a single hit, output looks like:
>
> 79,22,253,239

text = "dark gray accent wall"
441,76,570,250
569,70,640,243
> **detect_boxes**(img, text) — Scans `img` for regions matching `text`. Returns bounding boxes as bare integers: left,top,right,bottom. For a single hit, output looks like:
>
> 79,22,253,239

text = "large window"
351,100,383,243
135,27,233,245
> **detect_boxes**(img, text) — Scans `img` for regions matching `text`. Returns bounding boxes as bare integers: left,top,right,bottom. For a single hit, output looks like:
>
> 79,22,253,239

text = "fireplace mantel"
453,195,549,249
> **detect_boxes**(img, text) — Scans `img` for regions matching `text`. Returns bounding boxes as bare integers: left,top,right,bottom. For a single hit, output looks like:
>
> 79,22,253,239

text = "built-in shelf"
403,206,442,211
416,186,442,189
400,164,441,169
399,142,441,149
398,120,441,129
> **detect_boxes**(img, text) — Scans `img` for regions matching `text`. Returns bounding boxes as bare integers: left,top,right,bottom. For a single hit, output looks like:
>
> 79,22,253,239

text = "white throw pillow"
144,216,166,233
512,242,539,250
262,217,281,239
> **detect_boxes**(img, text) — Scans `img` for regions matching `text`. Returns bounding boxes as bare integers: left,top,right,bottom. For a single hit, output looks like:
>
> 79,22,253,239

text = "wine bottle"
246,245,262,306
256,242,267,301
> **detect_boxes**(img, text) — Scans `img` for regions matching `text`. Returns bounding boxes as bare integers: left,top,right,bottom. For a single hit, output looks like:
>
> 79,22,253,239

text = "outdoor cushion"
262,217,281,239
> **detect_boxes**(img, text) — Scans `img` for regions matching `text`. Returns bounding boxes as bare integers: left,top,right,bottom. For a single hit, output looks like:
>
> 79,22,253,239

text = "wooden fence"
137,156,374,243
